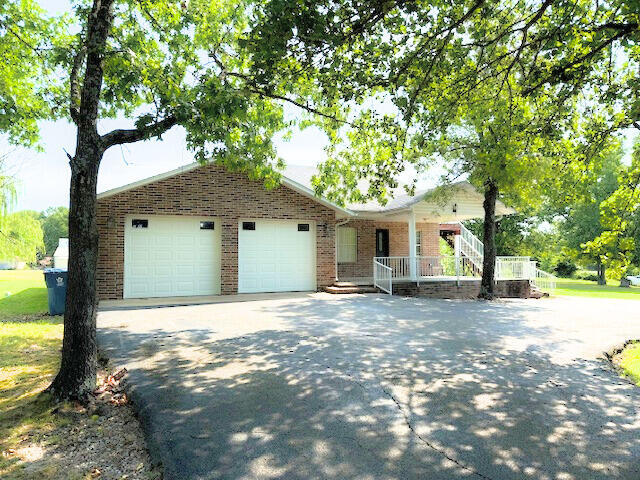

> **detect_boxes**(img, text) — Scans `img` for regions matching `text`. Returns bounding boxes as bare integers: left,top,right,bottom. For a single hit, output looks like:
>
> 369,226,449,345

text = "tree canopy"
0,210,44,264
0,0,65,146
242,0,639,202
583,142,640,278
39,206,69,256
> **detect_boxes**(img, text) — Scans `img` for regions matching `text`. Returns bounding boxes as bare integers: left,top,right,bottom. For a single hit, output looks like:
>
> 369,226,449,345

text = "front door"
375,229,389,257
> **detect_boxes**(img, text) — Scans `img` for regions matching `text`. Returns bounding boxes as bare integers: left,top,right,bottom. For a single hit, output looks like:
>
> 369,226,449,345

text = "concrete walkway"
99,291,317,310
97,294,640,480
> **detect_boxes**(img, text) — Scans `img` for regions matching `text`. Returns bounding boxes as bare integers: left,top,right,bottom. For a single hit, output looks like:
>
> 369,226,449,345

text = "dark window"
242,221,256,231
132,219,148,228
297,223,310,232
200,221,215,230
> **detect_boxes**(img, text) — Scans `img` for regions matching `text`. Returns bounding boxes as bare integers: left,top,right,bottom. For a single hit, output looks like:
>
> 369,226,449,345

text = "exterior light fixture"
453,203,457,213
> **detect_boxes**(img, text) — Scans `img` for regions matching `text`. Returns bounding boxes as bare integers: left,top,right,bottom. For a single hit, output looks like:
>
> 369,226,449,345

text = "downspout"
335,219,350,282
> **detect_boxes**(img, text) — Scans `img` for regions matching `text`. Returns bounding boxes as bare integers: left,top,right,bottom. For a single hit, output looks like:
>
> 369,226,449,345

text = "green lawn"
0,270,48,317
619,342,640,386
0,270,65,479
554,278,640,300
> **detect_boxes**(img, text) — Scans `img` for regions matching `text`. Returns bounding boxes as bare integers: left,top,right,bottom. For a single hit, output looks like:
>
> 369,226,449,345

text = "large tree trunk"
48,147,102,400
46,0,178,401
47,0,114,401
479,179,499,300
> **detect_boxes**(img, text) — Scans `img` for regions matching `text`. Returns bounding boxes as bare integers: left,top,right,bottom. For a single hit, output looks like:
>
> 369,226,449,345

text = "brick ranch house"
96,161,552,301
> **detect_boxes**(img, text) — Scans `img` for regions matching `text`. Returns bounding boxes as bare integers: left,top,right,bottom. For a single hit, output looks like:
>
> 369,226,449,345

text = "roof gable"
97,162,355,217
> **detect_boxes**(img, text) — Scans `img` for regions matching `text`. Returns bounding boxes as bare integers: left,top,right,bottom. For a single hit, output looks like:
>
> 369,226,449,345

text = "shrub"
575,270,599,282
554,259,578,277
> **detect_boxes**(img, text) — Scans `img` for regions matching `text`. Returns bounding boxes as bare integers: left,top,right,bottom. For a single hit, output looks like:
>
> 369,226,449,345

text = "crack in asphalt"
319,361,496,480
378,384,496,480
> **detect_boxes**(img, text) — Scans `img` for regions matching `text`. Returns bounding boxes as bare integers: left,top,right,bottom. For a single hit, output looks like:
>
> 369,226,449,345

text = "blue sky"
3,117,328,212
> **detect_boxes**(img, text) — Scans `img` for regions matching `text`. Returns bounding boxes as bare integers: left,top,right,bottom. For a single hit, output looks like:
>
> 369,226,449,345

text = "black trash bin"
43,268,68,316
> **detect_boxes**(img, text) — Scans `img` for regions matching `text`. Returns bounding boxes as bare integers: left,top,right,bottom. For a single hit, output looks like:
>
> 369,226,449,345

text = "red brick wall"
337,220,441,280
393,279,532,299
96,163,337,299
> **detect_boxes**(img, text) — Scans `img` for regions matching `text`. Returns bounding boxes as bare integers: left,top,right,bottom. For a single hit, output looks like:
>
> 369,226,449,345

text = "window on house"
242,221,256,231
415,230,422,256
297,223,310,232
200,221,215,230
132,219,148,228
337,226,357,263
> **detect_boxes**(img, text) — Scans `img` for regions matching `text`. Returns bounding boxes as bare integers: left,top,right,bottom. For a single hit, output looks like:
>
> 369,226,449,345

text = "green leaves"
0,0,68,146
0,210,44,263
582,142,640,277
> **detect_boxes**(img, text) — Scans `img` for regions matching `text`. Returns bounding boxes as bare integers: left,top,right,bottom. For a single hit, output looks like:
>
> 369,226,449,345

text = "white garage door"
238,220,316,293
124,215,221,298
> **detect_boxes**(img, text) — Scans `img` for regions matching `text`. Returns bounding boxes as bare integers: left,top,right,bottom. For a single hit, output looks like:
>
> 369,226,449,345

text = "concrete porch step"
333,281,361,287
324,284,380,294
529,286,549,298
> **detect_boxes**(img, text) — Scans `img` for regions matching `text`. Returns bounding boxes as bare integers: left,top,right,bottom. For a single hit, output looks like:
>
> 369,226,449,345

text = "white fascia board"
279,176,355,217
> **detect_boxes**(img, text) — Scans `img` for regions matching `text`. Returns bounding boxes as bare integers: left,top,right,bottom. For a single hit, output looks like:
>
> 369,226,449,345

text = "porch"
333,183,556,297
372,254,556,296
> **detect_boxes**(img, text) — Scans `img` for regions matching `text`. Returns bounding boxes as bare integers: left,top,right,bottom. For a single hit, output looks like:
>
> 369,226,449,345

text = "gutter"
334,219,351,282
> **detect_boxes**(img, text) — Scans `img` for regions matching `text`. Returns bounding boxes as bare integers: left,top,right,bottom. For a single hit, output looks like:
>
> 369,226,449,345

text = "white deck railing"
531,268,557,293
373,259,393,294
495,257,534,279
374,255,486,283
372,255,556,295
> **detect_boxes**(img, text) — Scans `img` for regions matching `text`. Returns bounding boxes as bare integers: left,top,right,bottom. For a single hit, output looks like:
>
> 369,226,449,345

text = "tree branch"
69,45,87,124
524,22,638,94
210,52,353,126
0,20,44,58
101,115,177,149
389,0,485,84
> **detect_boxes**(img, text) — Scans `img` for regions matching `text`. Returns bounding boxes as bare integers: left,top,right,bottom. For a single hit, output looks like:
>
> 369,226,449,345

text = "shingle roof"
280,165,516,215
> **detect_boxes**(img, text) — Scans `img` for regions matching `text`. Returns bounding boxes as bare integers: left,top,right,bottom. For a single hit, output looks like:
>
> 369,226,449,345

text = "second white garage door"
238,220,317,293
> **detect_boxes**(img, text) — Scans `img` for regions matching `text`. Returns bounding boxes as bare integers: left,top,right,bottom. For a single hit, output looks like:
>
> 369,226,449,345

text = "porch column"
408,209,417,280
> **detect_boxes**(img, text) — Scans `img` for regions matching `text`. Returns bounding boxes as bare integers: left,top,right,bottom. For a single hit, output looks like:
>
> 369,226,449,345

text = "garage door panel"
260,262,277,274
154,235,172,247
124,216,221,299
238,220,316,293
128,281,150,297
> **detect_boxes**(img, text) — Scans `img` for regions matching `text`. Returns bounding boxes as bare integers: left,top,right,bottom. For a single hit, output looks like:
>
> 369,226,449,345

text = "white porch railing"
495,257,534,279
459,222,483,253
532,268,557,293
459,223,484,256
416,255,483,279
374,255,485,283
374,256,411,279
373,259,393,294
372,255,556,295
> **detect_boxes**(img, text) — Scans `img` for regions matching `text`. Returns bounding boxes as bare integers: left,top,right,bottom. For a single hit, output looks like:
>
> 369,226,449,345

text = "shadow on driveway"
98,295,640,480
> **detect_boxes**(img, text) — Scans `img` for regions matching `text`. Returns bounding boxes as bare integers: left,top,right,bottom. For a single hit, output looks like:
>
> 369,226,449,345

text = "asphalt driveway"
97,294,640,480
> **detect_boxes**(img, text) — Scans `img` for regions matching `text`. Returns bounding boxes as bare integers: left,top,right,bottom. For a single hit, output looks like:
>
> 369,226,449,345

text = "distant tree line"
0,206,68,266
